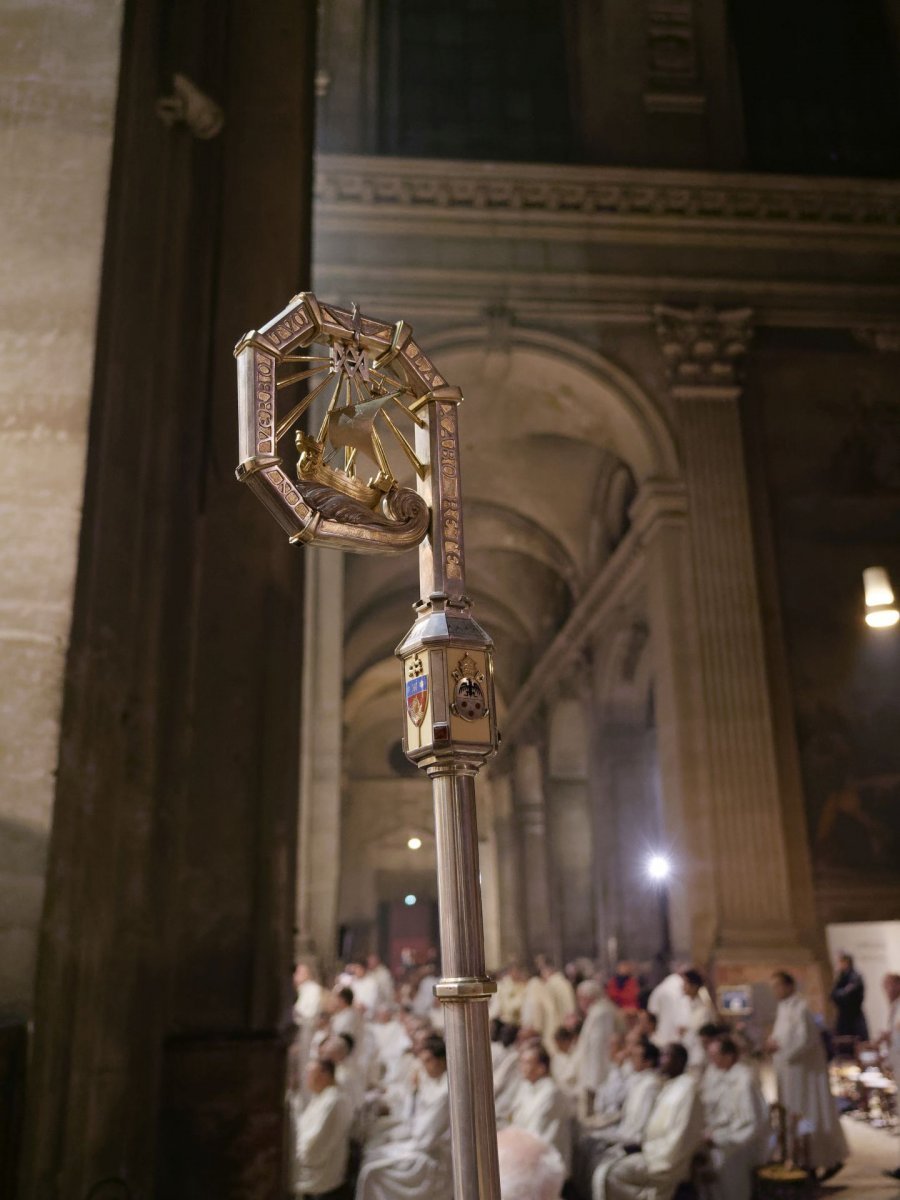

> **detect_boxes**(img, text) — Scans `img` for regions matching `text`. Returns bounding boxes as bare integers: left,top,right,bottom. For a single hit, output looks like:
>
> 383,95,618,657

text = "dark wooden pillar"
21,1,316,1197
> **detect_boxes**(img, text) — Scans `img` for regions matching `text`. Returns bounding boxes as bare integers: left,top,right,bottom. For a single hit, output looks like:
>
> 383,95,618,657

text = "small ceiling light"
863,567,900,628
646,854,671,882
404,894,417,906
407,836,422,850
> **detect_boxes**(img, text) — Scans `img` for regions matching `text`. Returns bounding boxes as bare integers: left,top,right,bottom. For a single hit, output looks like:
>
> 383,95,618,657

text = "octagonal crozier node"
235,291,446,554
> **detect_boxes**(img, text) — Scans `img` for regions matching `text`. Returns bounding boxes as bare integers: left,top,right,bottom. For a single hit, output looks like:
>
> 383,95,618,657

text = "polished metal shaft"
430,767,501,1200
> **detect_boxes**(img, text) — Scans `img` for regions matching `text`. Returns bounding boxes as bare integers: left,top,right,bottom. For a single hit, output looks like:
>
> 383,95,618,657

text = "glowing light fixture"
863,566,900,628
404,894,417,906
646,853,671,882
407,836,422,850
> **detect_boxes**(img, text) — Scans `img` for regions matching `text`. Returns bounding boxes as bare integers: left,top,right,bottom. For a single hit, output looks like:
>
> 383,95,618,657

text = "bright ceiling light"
647,854,671,882
863,567,899,629
866,608,900,629
864,567,895,607
407,836,422,850
404,894,417,906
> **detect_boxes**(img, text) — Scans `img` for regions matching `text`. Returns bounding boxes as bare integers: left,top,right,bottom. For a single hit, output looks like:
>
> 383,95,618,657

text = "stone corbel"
156,73,225,139
853,326,900,353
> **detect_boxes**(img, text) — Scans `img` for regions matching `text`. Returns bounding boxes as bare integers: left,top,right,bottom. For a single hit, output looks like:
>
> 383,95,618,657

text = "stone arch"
427,325,681,484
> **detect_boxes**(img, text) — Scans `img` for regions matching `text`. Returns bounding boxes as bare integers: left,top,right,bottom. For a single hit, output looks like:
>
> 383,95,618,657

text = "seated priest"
294,1056,353,1200
701,1035,770,1200
509,1043,573,1177
356,1034,452,1200
586,1039,662,1200
599,1043,703,1200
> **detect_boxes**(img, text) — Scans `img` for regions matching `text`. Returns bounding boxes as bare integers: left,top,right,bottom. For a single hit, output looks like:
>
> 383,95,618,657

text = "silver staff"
235,292,501,1200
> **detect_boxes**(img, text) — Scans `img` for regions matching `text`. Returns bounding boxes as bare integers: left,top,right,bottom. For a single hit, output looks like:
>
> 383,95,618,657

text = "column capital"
653,304,753,397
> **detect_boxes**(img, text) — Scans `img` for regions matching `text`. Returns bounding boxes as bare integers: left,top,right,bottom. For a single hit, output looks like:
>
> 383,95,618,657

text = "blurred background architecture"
1,0,899,1194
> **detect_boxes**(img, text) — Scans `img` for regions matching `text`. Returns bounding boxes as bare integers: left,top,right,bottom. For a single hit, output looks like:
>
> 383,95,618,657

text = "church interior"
2,0,900,1195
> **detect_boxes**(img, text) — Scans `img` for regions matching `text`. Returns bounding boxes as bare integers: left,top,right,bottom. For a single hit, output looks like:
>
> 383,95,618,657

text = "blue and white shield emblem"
406,673,428,727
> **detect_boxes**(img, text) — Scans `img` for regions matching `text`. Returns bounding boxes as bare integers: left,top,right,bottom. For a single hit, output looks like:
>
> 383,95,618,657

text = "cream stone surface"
0,0,123,1012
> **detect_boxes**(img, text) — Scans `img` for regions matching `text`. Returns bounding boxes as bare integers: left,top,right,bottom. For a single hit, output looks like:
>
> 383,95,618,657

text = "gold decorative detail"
452,654,481,684
236,293,448,554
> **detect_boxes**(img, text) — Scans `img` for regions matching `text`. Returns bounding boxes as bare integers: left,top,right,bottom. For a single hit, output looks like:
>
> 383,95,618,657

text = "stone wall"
0,0,123,1016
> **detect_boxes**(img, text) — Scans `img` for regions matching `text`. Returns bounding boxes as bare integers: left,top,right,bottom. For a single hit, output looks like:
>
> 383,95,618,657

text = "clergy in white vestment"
294,962,324,1025
679,970,717,1073
322,1035,367,1118
881,973,900,1079
880,973,900,1183
356,1034,452,1200
509,1044,574,1175
291,962,326,1093
587,1038,662,1200
765,971,847,1178
412,967,439,1016
601,1043,704,1200
702,1036,770,1200
371,1006,412,1073
538,957,577,1046
354,971,382,1014
493,963,529,1026
521,973,551,1041
636,1009,663,1048
367,954,396,1006
646,972,690,1047
494,1026,524,1122
592,1032,637,1119
497,1127,567,1200
551,1026,580,1101
332,987,365,1042
294,1057,352,1200
573,981,620,1108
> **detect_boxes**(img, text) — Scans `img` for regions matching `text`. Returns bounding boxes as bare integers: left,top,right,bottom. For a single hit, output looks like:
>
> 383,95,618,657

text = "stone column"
487,767,526,964
513,740,558,961
21,1,317,1196
652,306,805,965
296,548,344,974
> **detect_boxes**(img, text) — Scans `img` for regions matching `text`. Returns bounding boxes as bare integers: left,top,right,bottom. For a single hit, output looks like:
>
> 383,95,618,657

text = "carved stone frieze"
654,304,753,391
314,154,900,228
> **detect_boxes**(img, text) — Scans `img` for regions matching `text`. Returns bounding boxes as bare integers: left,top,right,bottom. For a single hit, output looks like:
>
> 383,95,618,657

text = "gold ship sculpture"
235,292,459,553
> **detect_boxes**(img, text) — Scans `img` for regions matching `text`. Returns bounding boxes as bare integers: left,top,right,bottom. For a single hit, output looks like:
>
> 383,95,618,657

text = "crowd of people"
288,952,900,1200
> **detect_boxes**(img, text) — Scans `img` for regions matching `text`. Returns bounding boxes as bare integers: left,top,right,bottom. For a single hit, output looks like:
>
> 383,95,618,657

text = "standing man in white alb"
538,955,577,1049
765,970,847,1182
646,970,689,1047
574,980,620,1114
880,972,900,1183
679,969,716,1073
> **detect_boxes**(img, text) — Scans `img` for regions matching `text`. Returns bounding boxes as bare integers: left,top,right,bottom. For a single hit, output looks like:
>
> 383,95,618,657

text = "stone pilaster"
513,741,558,962
296,549,344,975
653,306,803,962
630,480,715,964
